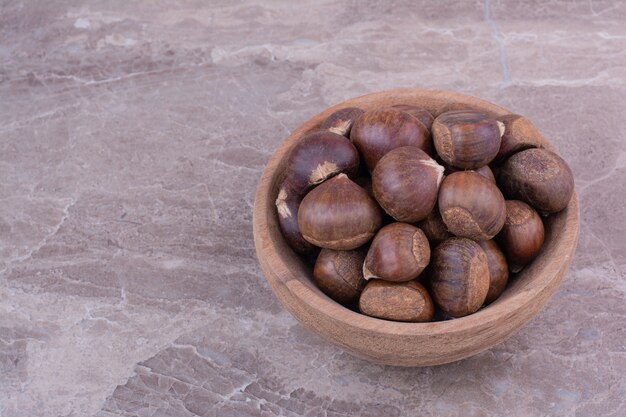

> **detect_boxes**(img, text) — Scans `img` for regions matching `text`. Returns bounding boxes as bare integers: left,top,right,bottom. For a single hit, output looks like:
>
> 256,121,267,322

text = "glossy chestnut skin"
444,164,496,184
477,240,509,303
285,130,360,194
350,107,431,171
298,174,382,250
432,110,504,169
319,107,365,137
438,171,506,241
359,280,434,322
416,204,451,246
275,180,318,255
372,146,444,223
391,104,434,130
363,223,430,282
492,114,543,165
429,237,490,318
313,248,366,304
498,148,574,213
497,200,545,272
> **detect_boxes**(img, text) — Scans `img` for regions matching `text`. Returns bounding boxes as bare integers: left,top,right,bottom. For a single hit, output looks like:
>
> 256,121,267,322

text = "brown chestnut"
493,114,543,165
313,248,366,304
498,148,574,213
285,130,360,194
359,280,434,322
350,107,431,171
391,104,435,130
363,223,430,282
372,146,444,223
416,204,451,246
298,174,382,250
477,240,509,303
429,237,490,318
497,200,545,272
438,171,506,241
275,180,318,255
432,110,504,169
444,164,496,184
319,107,365,137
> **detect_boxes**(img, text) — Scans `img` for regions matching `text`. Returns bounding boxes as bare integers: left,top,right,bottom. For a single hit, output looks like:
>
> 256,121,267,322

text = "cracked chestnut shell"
493,114,543,165
391,104,435,130
498,148,574,213
477,240,509,303
496,200,545,272
319,107,365,137
429,237,490,318
359,280,434,322
275,180,318,255
298,174,382,250
313,248,366,304
285,130,360,195
438,171,506,241
350,107,431,171
363,223,430,282
417,204,451,246
432,110,504,169
372,146,444,223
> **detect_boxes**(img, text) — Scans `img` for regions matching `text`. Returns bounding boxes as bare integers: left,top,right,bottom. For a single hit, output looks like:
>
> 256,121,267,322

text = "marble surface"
1,1,625,416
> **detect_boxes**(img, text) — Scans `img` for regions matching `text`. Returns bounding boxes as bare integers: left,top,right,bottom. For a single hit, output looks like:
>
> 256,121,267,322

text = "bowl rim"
253,88,579,338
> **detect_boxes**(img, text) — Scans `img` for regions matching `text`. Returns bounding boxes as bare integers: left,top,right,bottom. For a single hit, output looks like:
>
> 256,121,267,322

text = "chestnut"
477,240,509,303
363,223,430,282
372,146,444,223
350,107,431,170
444,164,496,184
298,174,382,250
432,110,504,169
416,204,451,246
429,237,490,318
391,104,435,130
492,114,543,165
438,171,506,241
275,180,318,255
359,280,434,322
319,107,365,137
313,248,366,304
285,130,360,194
496,200,545,272
498,148,574,213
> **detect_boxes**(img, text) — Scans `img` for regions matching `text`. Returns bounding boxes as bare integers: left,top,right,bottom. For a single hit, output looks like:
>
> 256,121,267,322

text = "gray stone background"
1,1,624,416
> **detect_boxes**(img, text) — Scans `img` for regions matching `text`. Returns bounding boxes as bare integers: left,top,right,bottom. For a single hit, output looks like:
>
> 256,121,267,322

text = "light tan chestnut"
477,240,509,303
363,223,430,282
438,171,506,241
313,248,366,304
430,237,490,318
298,174,382,250
359,280,434,322
275,180,318,255
372,146,444,223
497,200,545,272
432,110,504,169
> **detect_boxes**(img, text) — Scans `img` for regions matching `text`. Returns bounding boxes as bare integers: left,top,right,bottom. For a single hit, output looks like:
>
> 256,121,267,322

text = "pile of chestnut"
275,104,574,322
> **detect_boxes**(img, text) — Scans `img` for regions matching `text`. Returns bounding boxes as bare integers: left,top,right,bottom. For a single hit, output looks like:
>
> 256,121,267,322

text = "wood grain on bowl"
253,89,579,367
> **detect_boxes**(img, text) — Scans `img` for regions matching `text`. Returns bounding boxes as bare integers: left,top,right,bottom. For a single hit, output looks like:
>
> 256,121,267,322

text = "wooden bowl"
253,89,579,366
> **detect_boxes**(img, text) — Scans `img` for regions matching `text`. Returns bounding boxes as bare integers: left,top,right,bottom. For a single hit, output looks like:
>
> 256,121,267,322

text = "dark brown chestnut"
298,174,382,250
285,130,360,194
429,237,490,318
275,180,318,255
496,200,545,272
313,248,366,304
477,240,509,303
319,107,365,137
432,110,504,169
498,148,574,213
493,114,543,165
391,104,435,130
438,171,506,240
363,223,430,282
416,204,451,246
372,146,444,223
350,107,431,171
359,280,434,322
444,164,496,184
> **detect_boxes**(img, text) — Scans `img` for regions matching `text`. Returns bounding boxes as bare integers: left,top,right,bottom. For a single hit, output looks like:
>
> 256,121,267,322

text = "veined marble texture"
0,1,625,416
